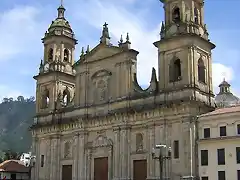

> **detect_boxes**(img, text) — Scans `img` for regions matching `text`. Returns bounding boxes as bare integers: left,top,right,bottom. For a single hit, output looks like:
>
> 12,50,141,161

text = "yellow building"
30,0,217,180
198,81,240,180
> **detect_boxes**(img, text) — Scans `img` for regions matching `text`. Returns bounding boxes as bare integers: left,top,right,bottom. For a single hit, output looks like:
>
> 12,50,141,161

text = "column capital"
75,130,88,137
119,124,132,130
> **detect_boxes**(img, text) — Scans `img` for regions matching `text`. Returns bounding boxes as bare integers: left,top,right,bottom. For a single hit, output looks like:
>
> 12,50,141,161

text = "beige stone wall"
74,48,138,106
32,103,201,180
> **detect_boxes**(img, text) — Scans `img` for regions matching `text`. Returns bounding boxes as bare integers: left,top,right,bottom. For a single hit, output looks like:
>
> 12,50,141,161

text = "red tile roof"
201,105,240,117
0,160,29,173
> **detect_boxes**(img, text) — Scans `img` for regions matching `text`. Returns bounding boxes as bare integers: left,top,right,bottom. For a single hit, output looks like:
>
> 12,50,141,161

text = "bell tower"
154,0,216,106
34,2,77,114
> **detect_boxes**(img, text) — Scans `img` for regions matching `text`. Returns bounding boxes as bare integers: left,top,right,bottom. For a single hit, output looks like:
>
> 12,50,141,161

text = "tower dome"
215,79,240,108
42,3,76,43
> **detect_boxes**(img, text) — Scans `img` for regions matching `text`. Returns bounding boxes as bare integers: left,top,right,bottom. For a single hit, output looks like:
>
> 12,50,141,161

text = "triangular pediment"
84,44,122,62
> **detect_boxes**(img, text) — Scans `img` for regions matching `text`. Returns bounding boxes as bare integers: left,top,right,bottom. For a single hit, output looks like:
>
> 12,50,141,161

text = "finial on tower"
126,33,131,43
57,0,65,19
118,35,123,46
80,47,84,59
86,45,90,54
100,22,111,45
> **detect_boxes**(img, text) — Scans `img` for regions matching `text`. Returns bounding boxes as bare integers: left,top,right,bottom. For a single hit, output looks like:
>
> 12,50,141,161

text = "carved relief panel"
91,69,112,103
62,140,73,159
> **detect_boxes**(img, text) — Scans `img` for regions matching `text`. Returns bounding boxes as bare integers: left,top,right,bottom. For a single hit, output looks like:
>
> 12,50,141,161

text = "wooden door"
133,160,147,180
62,165,72,180
94,157,108,180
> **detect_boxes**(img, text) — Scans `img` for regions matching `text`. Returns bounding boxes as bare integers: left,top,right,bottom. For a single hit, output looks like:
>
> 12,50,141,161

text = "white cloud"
0,85,25,101
0,5,46,61
212,63,234,93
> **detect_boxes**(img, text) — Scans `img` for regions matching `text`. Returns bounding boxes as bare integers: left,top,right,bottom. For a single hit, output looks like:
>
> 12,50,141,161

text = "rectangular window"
201,150,208,166
173,140,179,159
202,177,208,180
218,171,225,180
238,170,240,180
236,147,240,164
41,155,44,167
217,148,225,165
220,126,226,136
237,124,240,135
203,128,210,138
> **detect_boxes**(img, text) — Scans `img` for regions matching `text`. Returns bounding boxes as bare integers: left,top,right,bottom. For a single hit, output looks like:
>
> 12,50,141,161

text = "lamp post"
152,144,172,180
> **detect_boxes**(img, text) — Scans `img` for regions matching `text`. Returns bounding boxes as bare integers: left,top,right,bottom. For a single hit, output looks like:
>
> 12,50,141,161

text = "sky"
0,0,240,100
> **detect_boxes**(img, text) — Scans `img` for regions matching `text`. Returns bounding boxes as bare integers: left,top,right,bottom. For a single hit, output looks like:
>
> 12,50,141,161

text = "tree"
2,98,9,103
3,150,19,160
17,96,25,102
0,96,36,153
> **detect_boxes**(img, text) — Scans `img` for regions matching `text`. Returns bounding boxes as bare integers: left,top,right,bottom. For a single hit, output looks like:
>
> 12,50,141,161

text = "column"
56,136,61,180
46,138,51,180
73,134,79,180
50,136,58,180
78,132,86,180
35,137,40,180
85,149,92,180
32,137,38,180
61,43,64,61
115,63,120,97
147,125,156,179
113,126,120,180
71,47,74,64
120,125,131,180
53,44,57,61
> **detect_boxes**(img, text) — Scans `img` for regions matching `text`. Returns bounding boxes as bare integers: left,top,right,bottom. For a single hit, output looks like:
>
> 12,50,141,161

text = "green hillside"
0,96,35,154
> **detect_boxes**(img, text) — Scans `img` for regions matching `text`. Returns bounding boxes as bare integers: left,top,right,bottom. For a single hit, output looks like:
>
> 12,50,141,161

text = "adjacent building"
0,160,30,180
30,0,218,180
198,80,240,180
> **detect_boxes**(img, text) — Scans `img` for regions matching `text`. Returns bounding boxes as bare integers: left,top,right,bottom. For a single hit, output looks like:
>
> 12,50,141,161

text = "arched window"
169,58,182,82
172,7,180,23
136,133,143,152
48,48,53,61
194,7,199,24
62,88,71,106
198,58,206,83
64,49,69,62
41,89,50,109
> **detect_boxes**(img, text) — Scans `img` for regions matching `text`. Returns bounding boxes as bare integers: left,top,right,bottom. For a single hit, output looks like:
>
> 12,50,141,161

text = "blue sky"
0,0,240,100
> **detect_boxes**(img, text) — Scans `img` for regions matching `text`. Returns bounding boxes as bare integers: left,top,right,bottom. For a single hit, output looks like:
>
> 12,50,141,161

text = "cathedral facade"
31,0,216,180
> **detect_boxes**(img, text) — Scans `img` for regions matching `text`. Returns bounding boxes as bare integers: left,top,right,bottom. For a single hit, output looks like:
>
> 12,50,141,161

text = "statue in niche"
96,79,107,101
136,133,143,152
63,141,71,158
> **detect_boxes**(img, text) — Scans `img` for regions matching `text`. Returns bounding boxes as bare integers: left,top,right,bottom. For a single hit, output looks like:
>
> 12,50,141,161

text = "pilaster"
114,63,121,98
36,137,40,180
61,43,64,61
120,125,131,179
147,125,156,179
50,135,59,180
32,137,38,180
113,126,120,179
46,138,51,179
77,131,88,180
53,44,57,61
73,134,79,180
56,135,61,180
